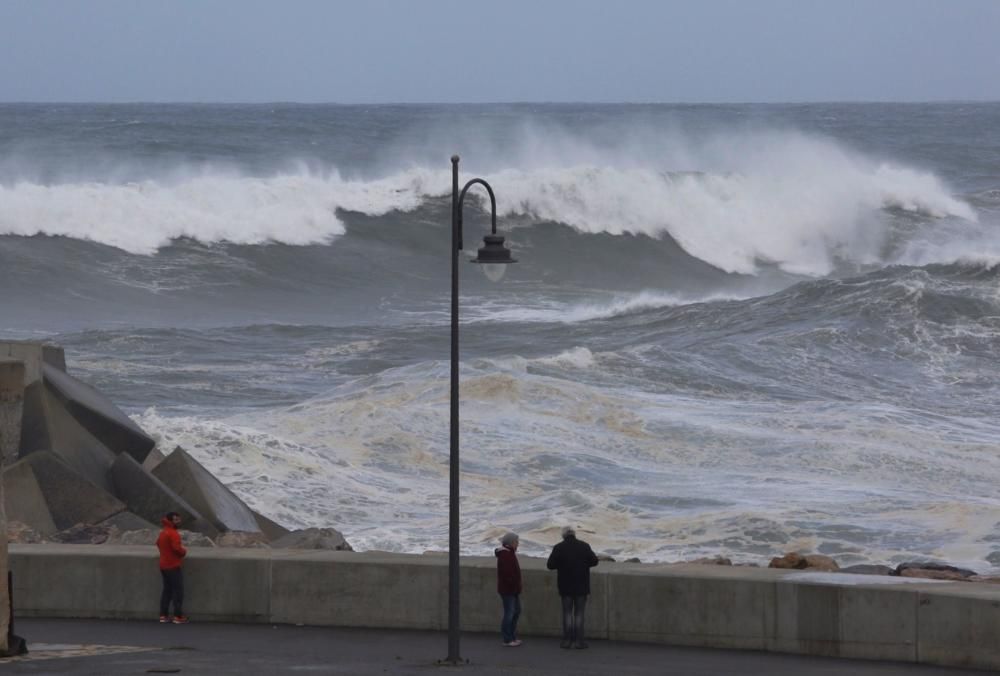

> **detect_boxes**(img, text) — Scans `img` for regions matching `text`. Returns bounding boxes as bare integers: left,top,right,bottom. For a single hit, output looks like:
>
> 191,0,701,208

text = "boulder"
769,552,808,569
687,556,733,566
252,510,291,542
216,531,270,548
969,575,1000,584
97,511,156,532
41,363,155,463
52,523,118,545
6,521,48,544
895,562,978,578
109,528,216,548
838,564,894,576
597,554,616,562
152,447,260,534
900,568,971,582
271,527,352,551
110,453,214,535
6,452,125,531
803,554,839,571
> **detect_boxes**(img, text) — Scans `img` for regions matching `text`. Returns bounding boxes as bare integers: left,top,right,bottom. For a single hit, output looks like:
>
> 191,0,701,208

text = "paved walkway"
1,618,983,675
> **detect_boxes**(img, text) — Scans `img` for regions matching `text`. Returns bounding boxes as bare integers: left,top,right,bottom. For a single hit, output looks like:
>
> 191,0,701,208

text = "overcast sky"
0,0,997,103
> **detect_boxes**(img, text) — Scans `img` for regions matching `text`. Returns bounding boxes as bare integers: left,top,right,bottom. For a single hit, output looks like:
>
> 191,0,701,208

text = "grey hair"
500,532,519,547
561,526,576,539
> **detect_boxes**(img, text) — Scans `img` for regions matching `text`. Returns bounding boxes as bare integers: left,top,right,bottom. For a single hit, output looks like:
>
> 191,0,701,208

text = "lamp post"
446,155,516,665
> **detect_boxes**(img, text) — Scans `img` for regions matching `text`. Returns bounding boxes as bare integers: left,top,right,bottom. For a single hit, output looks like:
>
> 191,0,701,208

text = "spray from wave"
0,128,979,274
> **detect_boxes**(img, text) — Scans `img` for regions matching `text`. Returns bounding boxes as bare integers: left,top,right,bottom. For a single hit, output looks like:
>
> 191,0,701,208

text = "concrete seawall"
9,544,1000,670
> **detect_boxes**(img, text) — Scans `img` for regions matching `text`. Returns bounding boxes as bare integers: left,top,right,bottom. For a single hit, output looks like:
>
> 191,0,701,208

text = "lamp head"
472,234,516,282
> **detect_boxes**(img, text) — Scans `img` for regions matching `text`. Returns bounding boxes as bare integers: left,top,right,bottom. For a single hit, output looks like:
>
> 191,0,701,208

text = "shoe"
560,640,572,649
503,639,522,647
158,615,170,623
172,615,190,624
574,641,589,649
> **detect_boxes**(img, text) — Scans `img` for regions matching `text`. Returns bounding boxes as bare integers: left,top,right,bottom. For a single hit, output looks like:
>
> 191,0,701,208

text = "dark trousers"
499,594,521,643
160,567,184,617
560,595,588,643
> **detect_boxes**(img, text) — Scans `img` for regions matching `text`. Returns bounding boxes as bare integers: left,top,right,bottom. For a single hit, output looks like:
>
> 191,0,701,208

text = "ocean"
1,102,998,570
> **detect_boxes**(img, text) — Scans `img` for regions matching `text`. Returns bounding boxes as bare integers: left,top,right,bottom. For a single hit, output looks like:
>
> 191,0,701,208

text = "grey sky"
0,0,997,103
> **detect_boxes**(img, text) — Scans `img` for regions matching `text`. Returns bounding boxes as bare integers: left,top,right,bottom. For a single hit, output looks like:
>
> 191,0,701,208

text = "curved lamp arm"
456,178,497,250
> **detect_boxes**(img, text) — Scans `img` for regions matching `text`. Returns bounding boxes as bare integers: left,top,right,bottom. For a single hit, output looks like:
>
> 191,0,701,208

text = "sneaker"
574,641,589,649
158,615,170,623
172,615,190,625
503,639,522,647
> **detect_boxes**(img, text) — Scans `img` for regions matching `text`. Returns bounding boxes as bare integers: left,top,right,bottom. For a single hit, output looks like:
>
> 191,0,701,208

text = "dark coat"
495,546,522,595
546,535,599,596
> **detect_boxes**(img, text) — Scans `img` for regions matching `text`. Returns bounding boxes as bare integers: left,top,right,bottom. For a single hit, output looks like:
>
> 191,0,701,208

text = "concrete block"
0,359,25,467
0,342,64,386
42,363,154,463
253,510,291,542
110,453,214,536
152,447,259,534
606,565,774,649
34,387,117,491
13,452,125,530
2,459,57,535
142,447,166,472
918,586,1000,671
770,579,917,661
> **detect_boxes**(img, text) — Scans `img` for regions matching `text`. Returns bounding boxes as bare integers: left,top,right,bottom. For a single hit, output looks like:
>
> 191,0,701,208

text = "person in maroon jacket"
495,531,522,646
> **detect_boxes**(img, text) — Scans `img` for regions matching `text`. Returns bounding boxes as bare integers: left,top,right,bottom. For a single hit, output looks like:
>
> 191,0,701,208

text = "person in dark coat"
546,526,599,649
495,531,523,646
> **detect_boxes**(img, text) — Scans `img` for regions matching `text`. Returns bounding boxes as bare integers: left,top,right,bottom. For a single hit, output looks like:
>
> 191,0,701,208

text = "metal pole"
447,154,462,664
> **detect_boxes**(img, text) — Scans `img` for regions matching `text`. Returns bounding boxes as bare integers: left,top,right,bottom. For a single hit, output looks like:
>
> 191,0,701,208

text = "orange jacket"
157,518,187,570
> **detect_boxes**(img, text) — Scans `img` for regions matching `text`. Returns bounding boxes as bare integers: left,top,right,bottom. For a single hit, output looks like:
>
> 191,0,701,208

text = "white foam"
0,129,977,274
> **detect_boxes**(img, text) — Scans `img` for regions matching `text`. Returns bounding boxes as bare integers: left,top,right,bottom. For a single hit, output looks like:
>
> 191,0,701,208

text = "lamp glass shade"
480,263,508,282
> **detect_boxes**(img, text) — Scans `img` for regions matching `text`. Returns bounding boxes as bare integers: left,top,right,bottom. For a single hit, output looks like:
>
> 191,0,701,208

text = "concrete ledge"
9,545,1000,670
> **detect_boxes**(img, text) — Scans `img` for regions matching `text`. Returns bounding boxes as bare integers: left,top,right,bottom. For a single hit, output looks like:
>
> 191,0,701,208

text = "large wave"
0,129,982,274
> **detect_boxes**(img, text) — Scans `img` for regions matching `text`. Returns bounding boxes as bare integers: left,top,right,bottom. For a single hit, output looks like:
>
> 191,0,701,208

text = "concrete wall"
9,545,1000,670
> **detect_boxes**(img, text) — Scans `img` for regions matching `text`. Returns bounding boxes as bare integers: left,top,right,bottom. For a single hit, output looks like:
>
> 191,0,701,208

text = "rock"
803,554,839,571
97,511,156,532
688,556,732,566
152,447,260,534
41,363,155,463
271,527,352,551
5,452,125,531
52,523,119,545
252,510,291,542
895,562,978,578
769,552,808,569
969,575,1000,584
110,453,213,535
108,528,216,547
6,521,48,544
838,564,894,576
216,531,270,548
624,557,641,563
597,554,616,562
900,568,971,581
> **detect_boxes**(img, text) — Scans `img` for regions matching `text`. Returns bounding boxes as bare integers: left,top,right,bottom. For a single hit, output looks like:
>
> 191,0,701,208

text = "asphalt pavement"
0,618,984,675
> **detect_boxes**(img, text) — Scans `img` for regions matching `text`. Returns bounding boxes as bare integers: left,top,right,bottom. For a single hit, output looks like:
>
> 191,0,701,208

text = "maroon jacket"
495,545,522,595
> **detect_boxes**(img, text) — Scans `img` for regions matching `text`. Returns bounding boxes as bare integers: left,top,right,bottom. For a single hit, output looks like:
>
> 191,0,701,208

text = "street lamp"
445,155,516,665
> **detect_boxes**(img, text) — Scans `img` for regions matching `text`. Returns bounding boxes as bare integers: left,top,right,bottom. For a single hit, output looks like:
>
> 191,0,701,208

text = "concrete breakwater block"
6,452,125,531
110,453,216,536
42,363,154,463
152,447,261,534
3,458,58,535
253,510,291,542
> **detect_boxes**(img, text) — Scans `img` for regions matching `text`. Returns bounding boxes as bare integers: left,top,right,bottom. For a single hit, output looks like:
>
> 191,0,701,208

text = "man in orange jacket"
156,511,189,624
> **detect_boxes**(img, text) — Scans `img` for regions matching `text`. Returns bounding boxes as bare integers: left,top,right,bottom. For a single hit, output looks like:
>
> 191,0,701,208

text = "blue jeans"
561,595,587,643
500,594,521,643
